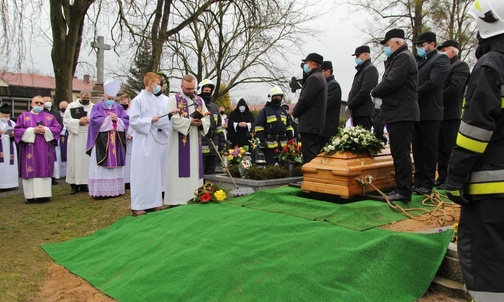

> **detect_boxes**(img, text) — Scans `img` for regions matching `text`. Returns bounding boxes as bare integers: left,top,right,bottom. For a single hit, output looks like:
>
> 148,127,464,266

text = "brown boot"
131,210,147,217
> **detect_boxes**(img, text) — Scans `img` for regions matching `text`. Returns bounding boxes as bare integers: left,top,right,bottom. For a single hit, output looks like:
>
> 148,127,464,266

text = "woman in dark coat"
228,98,254,147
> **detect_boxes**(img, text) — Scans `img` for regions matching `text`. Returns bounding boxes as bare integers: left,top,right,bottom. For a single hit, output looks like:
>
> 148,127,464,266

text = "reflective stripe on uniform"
459,121,494,142
456,133,488,153
255,126,265,132
266,140,278,148
202,145,210,153
467,170,504,195
286,126,294,132
266,115,277,123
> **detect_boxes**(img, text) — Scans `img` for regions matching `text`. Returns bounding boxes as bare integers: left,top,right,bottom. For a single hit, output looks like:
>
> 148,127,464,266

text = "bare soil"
34,202,462,302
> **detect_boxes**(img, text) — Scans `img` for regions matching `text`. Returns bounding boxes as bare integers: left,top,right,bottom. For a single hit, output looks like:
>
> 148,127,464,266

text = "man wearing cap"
346,46,378,131
434,40,470,190
86,78,129,198
371,28,419,203
0,103,18,189
292,53,328,164
318,61,341,150
412,31,450,196
64,90,94,195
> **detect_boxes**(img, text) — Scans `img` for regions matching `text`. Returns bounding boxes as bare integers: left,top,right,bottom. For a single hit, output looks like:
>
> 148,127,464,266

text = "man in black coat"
412,32,450,195
292,53,328,164
318,61,341,150
371,29,420,203
347,45,379,130
435,40,470,189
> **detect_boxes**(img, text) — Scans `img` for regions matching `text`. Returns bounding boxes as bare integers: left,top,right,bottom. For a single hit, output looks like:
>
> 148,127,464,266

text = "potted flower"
190,182,227,204
226,146,248,166
275,140,303,164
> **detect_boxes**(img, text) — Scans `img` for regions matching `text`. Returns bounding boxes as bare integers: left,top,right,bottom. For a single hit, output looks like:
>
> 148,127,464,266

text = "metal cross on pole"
91,36,111,84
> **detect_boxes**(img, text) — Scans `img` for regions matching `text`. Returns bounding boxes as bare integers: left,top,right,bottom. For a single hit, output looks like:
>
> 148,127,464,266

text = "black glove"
445,180,470,205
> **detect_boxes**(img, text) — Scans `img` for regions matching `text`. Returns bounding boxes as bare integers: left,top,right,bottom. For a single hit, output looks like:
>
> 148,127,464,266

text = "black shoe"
437,183,447,190
52,178,58,185
70,184,78,195
25,199,34,204
79,185,89,192
434,179,445,187
412,186,432,195
386,192,411,203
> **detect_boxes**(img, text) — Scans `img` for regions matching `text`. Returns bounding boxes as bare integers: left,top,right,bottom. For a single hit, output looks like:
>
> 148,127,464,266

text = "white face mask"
0,117,9,123
239,106,246,113
44,102,52,109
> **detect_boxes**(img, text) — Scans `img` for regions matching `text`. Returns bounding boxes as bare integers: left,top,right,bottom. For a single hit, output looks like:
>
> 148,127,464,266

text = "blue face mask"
153,85,161,95
105,100,115,107
33,106,43,113
384,46,394,58
355,58,363,66
303,63,311,74
416,47,427,58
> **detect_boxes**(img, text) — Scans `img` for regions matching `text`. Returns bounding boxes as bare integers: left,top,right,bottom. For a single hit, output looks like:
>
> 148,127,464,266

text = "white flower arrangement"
322,126,385,157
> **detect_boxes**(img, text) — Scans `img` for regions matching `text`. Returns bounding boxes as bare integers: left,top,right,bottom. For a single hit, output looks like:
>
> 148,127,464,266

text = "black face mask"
271,99,281,105
200,92,212,102
121,104,129,110
60,108,66,113
80,99,90,105
219,111,225,115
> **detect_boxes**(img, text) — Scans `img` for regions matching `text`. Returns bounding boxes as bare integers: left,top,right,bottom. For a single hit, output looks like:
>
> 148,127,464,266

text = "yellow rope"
358,176,460,226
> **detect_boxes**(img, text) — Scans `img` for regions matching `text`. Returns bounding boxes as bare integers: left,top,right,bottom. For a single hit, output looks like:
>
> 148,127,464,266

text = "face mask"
200,92,212,101
355,58,363,66
0,117,9,123
416,47,427,58
303,63,311,74
121,104,129,110
153,85,161,95
384,46,394,58
44,102,52,109
219,111,225,115
80,99,90,105
271,99,281,105
33,106,43,113
60,108,66,113
239,106,246,113
105,100,115,107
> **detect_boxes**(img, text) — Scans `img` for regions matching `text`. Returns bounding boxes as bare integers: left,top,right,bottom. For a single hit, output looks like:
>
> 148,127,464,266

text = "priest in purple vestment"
86,78,129,198
14,96,62,203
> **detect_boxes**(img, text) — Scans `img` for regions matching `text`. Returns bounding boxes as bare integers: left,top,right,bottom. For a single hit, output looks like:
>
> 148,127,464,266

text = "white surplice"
158,94,170,190
0,119,19,189
129,90,172,210
63,101,93,185
164,92,210,205
124,108,132,184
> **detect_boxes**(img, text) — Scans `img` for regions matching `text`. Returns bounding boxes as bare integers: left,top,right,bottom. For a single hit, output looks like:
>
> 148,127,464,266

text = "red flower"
274,149,279,154
283,146,289,153
200,193,212,203
288,139,295,145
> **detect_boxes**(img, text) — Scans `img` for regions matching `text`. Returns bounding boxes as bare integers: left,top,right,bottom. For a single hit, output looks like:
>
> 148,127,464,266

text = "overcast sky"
23,1,375,104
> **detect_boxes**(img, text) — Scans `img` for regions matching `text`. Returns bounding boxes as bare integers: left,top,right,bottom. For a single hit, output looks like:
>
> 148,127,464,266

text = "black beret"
437,40,460,50
321,61,333,70
380,29,405,45
302,53,323,65
414,31,437,44
0,103,11,114
352,45,371,56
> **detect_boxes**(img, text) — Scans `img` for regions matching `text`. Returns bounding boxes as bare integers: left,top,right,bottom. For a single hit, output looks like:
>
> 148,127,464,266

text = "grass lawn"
0,184,131,301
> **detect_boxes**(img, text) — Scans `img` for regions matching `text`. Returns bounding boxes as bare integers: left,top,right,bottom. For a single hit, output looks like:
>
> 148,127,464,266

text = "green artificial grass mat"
228,187,432,231
42,201,452,302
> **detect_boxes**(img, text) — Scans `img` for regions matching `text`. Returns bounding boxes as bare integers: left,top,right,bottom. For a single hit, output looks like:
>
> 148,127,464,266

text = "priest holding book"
165,74,210,205
86,78,129,198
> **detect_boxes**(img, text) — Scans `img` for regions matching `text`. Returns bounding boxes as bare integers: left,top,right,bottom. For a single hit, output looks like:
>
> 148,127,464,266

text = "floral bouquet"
322,126,385,157
190,182,227,204
227,146,248,165
275,140,303,164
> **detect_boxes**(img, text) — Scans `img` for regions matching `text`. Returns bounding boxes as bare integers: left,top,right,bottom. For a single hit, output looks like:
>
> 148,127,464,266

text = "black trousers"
318,136,330,152
263,148,277,165
437,119,460,184
352,116,373,131
412,120,441,189
203,155,217,175
387,121,414,196
458,197,504,292
300,132,319,164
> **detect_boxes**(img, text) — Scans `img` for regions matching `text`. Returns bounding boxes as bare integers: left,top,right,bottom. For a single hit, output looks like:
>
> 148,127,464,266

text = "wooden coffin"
301,147,397,199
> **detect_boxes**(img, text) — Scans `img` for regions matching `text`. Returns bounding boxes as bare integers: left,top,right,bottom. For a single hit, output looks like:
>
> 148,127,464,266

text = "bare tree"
164,0,313,100
347,0,476,59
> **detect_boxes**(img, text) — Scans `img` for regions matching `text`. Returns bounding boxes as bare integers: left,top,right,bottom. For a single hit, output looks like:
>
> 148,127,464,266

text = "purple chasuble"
86,100,129,167
0,120,15,165
174,93,204,178
14,111,62,178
